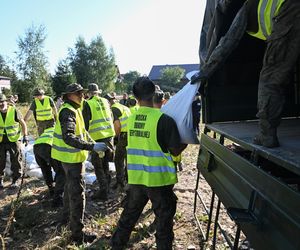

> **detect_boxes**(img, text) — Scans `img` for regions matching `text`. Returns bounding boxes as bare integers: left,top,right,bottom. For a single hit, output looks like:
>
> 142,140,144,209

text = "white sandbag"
4,165,12,176
85,173,97,185
25,154,36,165
84,161,94,171
27,163,39,170
26,168,43,179
109,162,116,172
161,78,200,144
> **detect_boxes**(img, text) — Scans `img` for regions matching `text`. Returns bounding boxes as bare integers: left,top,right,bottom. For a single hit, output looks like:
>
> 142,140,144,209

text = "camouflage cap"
0,93,7,102
62,83,86,95
103,93,115,100
87,83,102,93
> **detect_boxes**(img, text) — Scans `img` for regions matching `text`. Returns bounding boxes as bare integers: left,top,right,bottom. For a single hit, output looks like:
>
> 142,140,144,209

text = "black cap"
33,88,45,96
62,83,86,95
87,83,102,93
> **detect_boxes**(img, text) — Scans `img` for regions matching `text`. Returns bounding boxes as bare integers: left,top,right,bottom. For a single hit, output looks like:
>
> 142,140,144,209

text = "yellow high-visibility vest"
87,96,115,140
247,0,285,40
0,106,21,142
127,107,177,187
112,102,131,132
51,103,88,163
35,96,54,121
34,127,54,146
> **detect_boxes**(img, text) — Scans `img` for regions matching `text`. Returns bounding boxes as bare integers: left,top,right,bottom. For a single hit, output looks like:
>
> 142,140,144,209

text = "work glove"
22,135,29,147
190,70,205,84
93,142,108,152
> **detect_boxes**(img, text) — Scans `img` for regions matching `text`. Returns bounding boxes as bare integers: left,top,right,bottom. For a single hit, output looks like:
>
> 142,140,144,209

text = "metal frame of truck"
193,1,300,249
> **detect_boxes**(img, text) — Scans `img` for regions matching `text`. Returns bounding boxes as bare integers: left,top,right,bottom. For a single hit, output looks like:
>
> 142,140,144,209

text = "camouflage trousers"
257,0,300,131
91,150,110,193
36,119,55,136
0,141,22,182
62,162,85,238
111,184,177,250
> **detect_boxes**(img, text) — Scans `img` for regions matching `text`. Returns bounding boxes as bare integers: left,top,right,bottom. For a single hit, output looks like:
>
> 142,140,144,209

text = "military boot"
48,185,55,197
253,121,280,148
52,194,63,208
10,179,20,189
91,189,108,201
72,232,97,245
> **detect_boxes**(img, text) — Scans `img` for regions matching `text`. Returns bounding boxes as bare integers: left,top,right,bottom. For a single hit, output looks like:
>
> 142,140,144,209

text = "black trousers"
90,137,114,192
62,162,85,239
111,184,177,250
33,143,65,196
114,133,127,184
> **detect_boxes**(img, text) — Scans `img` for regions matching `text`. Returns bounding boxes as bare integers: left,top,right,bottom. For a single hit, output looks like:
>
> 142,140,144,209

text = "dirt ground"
0,145,240,250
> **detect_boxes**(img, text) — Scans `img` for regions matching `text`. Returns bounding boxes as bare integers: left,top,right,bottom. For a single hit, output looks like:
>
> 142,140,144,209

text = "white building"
0,76,11,93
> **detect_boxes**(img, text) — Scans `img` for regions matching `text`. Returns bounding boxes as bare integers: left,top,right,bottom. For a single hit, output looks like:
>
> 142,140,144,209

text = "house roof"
148,64,200,80
0,75,11,80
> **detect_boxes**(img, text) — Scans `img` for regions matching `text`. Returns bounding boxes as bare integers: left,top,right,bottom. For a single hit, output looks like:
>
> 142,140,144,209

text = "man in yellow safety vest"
111,77,187,250
0,93,28,188
51,83,107,245
24,88,57,136
82,83,115,200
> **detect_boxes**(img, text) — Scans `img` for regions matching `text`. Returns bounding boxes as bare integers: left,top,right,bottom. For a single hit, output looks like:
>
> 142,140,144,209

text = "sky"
1,0,206,75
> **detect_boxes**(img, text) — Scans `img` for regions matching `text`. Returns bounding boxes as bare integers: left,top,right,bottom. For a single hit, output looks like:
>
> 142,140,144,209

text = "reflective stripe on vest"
112,102,131,132
87,96,115,140
35,96,54,121
127,107,177,187
51,103,88,163
247,0,285,40
0,106,21,142
34,127,54,146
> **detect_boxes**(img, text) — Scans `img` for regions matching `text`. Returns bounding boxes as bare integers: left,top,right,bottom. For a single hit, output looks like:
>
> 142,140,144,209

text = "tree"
0,54,19,99
52,59,76,96
160,66,185,89
68,36,90,88
0,55,16,80
122,71,141,93
69,35,117,93
15,24,51,102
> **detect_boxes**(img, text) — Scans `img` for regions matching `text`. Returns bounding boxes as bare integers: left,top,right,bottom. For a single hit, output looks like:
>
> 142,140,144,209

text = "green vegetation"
0,25,142,104
160,66,185,90
14,24,52,102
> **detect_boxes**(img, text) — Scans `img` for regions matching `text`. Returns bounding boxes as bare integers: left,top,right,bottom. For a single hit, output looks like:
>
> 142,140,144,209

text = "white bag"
161,77,200,144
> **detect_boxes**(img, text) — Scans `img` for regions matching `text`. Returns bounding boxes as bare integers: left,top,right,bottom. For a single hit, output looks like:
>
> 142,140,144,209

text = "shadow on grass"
0,178,66,249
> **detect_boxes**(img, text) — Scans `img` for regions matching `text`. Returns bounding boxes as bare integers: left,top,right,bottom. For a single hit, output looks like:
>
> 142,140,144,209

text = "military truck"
193,1,300,249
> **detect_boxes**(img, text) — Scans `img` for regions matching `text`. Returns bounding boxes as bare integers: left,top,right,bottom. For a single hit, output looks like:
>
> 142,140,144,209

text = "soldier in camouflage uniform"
33,127,65,207
82,83,115,200
24,88,57,136
51,83,107,245
191,0,300,147
104,94,131,190
0,93,28,188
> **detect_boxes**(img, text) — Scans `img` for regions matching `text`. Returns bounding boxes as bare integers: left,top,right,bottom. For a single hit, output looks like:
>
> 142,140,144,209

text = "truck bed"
206,118,300,176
